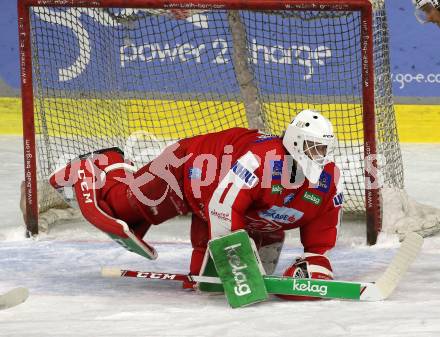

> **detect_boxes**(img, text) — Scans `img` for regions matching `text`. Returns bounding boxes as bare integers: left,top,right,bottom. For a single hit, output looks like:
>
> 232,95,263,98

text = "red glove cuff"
277,253,333,301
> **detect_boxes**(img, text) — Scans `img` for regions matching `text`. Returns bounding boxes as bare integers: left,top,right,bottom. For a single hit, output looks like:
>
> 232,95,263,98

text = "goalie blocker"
205,230,334,307
208,230,268,308
201,232,334,302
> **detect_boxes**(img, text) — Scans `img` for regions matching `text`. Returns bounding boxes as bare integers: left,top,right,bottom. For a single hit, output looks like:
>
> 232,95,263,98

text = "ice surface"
1,136,440,337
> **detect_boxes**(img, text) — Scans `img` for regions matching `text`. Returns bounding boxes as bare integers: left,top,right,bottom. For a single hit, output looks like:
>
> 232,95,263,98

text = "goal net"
18,0,439,243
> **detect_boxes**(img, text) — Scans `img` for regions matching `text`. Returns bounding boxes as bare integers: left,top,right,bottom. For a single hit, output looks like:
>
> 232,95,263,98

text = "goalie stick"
102,232,423,301
0,287,29,310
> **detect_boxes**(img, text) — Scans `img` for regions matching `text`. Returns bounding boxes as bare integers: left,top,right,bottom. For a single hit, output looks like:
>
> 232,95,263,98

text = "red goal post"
18,0,390,244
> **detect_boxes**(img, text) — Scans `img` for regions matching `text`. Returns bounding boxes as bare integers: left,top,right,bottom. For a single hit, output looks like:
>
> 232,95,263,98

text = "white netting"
382,187,440,240
20,2,439,240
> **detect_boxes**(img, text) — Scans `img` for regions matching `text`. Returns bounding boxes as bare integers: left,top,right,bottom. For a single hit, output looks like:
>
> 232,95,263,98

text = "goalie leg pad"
49,148,157,260
76,158,157,259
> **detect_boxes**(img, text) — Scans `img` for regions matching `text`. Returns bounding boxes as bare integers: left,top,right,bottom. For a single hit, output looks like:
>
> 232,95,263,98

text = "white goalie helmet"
413,0,440,23
282,110,335,184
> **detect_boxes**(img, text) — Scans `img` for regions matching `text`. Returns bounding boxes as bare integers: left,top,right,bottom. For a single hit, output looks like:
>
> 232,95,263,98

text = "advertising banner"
0,1,439,97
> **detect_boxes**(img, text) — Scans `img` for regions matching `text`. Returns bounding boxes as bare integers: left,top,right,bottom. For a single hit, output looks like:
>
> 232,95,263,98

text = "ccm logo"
77,169,93,204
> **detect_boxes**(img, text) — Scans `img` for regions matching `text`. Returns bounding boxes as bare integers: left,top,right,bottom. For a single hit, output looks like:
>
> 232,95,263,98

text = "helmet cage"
302,135,334,167
284,128,335,184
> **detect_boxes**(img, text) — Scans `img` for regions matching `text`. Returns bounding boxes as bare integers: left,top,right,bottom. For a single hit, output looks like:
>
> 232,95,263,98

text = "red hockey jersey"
179,127,343,255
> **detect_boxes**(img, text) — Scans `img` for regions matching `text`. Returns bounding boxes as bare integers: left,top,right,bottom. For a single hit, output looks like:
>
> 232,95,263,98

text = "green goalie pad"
208,230,269,308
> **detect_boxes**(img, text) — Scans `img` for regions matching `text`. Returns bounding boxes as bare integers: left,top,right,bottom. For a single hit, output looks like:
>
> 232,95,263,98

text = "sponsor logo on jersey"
283,193,296,205
210,209,231,222
317,171,331,193
189,167,202,179
258,206,304,224
333,192,344,207
271,184,283,194
247,220,283,232
253,133,278,143
302,191,322,206
232,161,257,187
270,160,283,180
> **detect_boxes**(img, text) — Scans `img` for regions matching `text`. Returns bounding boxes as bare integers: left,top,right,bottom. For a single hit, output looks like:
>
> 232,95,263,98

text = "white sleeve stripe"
308,265,334,278
238,151,261,171
208,151,260,238
208,171,241,238
104,162,136,174
303,252,328,258
335,206,341,241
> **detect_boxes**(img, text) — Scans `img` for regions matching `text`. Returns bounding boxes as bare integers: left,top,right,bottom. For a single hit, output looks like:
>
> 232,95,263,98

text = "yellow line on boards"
394,105,440,143
0,97,22,135
0,97,439,143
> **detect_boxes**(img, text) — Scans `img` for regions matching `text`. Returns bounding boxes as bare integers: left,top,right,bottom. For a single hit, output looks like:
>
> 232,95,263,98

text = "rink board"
2,97,439,142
